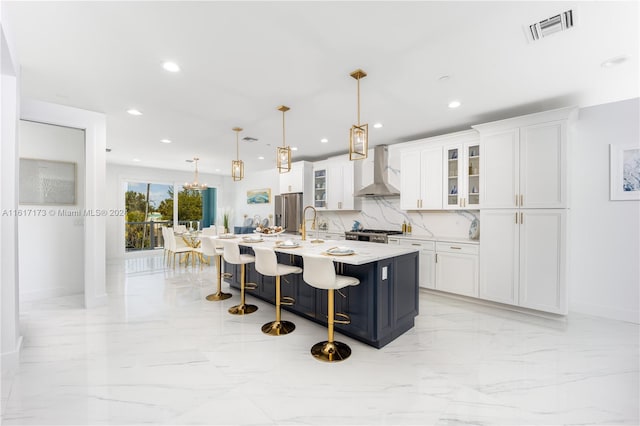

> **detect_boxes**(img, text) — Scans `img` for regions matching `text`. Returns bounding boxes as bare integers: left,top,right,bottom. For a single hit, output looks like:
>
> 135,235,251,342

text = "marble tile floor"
2,253,638,425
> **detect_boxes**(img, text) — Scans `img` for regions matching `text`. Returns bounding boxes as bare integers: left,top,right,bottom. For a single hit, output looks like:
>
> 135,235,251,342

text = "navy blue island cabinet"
224,249,419,348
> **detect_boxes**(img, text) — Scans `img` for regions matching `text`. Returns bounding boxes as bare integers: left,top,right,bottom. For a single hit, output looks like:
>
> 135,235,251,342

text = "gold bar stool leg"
228,264,258,315
261,275,295,336
206,254,232,301
311,289,352,362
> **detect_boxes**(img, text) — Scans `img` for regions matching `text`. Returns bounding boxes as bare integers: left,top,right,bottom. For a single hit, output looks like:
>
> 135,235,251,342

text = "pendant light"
277,105,292,173
231,127,244,181
183,157,208,191
349,69,368,161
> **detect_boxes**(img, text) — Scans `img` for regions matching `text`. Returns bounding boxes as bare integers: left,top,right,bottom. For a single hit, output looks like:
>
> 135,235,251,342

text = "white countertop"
215,236,419,265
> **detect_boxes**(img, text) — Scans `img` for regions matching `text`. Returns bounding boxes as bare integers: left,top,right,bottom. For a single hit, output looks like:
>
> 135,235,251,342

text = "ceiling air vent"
527,10,574,42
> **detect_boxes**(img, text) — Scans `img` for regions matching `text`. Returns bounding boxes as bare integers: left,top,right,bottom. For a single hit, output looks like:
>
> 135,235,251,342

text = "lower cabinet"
396,239,436,289
480,209,567,314
435,242,479,297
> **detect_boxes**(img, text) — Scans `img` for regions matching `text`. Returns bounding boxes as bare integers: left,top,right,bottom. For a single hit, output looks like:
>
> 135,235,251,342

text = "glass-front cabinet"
444,140,480,209
467,144,480,207
313,166,327,209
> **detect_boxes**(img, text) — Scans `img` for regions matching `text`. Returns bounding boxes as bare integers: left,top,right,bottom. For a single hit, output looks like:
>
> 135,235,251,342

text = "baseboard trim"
85,292,108,308
420,289,640,325
570,301,640,324
20,287,83,302
1,335,23,377
420,289,568,322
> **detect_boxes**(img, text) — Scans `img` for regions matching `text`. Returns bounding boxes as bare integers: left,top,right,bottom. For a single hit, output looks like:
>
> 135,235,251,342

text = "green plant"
223,212,230,231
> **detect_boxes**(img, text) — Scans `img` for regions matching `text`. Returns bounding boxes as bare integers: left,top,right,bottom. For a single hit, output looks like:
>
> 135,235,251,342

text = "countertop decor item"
469,217,480,240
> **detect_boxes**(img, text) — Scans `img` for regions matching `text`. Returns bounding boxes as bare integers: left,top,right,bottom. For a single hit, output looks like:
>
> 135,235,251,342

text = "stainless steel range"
344,229,403,244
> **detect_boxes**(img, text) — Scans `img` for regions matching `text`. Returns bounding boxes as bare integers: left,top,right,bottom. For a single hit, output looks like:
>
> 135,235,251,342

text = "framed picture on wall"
610,144,640,200
19,158,77,205
247,188,271,204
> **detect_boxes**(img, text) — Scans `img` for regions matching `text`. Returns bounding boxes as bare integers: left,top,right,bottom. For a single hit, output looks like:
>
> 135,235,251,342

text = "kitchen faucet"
301,205,317,241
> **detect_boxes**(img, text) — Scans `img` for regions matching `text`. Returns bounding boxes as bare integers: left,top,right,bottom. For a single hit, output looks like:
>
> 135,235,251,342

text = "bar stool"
253,246,302,336
221,239,258,315
201,237,232,301
302,254,360,362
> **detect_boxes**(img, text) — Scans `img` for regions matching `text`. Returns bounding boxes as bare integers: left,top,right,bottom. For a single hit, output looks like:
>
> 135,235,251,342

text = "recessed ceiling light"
215,168,220,172
258,156,265,160
601,55,630,67
160,139,172,144
127,109,142,116
373,123,383,129
320,138,328,143
162,61,180,72
448,100,461,109
132,158,141,162
438,75,451,81
291,146,298,151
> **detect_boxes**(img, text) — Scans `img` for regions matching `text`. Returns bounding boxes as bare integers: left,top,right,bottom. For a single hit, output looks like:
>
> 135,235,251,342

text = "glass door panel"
446,147,460,208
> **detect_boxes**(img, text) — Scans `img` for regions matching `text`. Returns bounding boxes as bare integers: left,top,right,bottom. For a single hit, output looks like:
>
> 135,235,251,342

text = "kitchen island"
223,238,419,348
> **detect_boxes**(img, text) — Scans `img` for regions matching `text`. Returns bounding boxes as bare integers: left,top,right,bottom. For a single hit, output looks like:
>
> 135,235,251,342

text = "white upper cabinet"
400,146,443,210
279,161,314,208
313,161,328,209
520,122,567,208
279,161,304,194
473,107,575,209
312,158,360,211
400,130,480,211
443,139,480,210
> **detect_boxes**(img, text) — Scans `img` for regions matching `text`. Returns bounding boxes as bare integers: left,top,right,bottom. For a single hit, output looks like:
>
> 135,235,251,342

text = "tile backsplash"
317,197,478,239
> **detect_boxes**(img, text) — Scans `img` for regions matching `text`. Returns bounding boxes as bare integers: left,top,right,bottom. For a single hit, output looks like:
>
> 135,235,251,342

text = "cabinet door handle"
515,212,518,224
411,243,421,246
435,253,438,263
520,212,524,223
417,200,420,208
520,194,524,206
450,246,462,250
515,194,519,207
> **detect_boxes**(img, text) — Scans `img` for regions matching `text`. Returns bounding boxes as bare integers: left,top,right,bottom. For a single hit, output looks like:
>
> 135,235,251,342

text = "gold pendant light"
183,157,208,191
349,69,368,161
231,127,244,181
277,105,292,173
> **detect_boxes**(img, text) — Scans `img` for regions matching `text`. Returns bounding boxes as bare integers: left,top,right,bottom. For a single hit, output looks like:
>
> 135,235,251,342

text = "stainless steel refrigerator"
274,193,303,234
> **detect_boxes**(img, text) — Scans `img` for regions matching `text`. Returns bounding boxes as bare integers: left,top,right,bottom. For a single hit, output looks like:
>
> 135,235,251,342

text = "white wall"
18,121,85,301
227,168,280,230
21,99,107,309
570,98,640,323
105,163,225,259
1,9,22,375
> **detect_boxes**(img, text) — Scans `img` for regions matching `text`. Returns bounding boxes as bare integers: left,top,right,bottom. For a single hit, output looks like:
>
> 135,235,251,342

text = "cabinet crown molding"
394,129,479,151
472,106,578,133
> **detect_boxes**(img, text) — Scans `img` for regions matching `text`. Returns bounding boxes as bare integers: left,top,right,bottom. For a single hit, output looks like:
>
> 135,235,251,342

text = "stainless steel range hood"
355,145,400,197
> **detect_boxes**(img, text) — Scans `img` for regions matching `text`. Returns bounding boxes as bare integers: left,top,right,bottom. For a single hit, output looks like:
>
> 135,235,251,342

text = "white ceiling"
5,1,639,175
